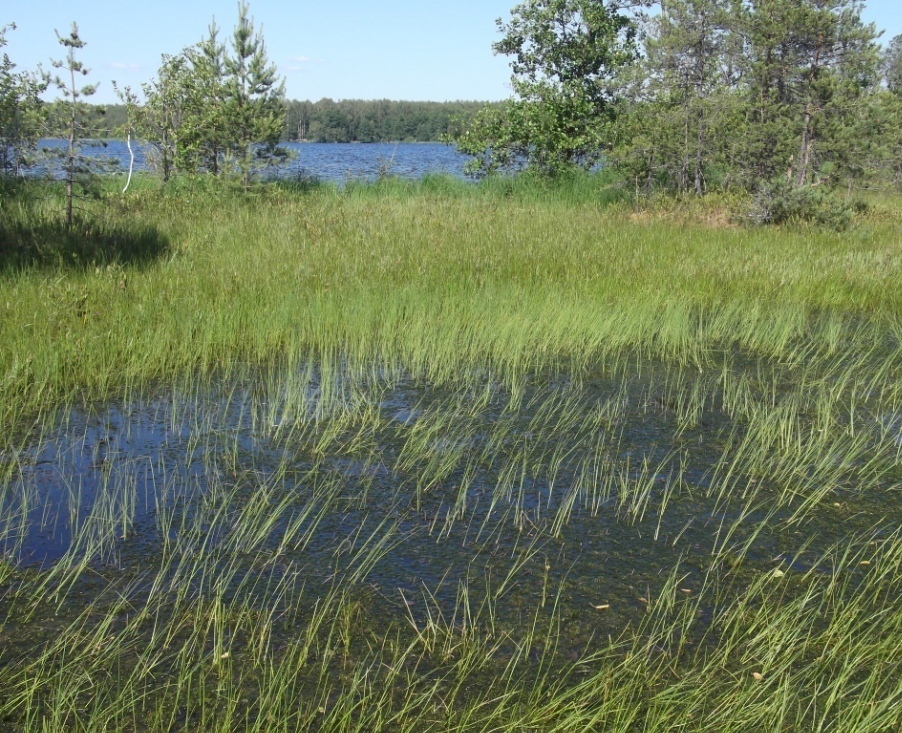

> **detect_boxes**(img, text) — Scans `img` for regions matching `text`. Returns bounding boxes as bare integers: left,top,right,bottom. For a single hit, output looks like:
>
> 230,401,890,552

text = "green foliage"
880,34,902,187
612,0,885,202
455,92,612,177
42,101,127,138
883,34,902,94
0,23,47,177
48,23,110,231
172,3,287,183
42,98,488,145
115,56,189,181
222,1,287,187
613,0,743,196
285,99,490,143
747,176,854,229
743,0,881,188
174,22,230,176
867,90,902,188
453,0,641,176
121,2,288,183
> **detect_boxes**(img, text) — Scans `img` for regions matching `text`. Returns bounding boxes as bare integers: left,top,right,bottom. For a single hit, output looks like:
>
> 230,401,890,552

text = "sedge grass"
0,178,901,731
2,177,902,425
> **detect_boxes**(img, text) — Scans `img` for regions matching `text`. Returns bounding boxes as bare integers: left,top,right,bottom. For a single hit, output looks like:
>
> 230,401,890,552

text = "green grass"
2,176,901,423
0,176,901,731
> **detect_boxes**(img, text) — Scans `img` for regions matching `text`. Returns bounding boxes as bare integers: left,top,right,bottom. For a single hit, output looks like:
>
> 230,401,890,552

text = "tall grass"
0,177,901,730
2,176,901,423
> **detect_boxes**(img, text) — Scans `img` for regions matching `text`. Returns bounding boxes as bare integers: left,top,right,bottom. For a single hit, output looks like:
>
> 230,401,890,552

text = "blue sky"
3,1,901,106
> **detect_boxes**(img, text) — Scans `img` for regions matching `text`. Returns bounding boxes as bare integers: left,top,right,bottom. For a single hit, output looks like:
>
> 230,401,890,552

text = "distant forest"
42,99,493,143
285,100,490,143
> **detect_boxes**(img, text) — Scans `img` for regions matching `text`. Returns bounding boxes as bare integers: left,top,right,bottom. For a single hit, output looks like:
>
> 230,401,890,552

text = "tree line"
3,0,902,221
284,99,490,143
453,0,902,222
35,99,491,144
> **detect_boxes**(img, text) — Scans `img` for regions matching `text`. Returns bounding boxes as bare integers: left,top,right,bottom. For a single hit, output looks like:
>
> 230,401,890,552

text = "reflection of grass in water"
0,180,901,729
1,346,900,730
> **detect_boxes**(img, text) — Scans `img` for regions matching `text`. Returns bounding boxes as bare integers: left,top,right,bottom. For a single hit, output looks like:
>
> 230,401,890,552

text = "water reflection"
4,357,898,613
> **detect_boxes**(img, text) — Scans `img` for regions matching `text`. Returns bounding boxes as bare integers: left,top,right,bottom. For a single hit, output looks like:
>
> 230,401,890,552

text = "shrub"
747,178,854,230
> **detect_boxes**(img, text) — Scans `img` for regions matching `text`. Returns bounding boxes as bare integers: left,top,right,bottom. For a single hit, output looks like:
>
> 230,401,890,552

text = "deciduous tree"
454,0,644,176
0,23,47,177
116,54,192,182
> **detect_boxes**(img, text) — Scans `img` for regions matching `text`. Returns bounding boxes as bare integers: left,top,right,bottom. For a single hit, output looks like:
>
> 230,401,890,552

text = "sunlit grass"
0,177,901,731
2,176,901,423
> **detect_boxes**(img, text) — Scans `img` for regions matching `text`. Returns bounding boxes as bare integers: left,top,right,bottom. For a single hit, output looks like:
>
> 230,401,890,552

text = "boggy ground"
0,176,901,731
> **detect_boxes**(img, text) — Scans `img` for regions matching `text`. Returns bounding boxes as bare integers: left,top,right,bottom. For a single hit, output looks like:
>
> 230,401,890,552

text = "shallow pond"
4,354,899,613
1,350,900,728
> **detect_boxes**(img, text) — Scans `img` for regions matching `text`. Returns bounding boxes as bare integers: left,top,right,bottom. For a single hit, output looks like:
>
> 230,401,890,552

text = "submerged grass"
0,176,901,731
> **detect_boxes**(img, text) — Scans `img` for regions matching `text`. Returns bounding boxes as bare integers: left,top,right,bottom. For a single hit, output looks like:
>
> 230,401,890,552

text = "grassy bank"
1,177,901,731
1,176,900,425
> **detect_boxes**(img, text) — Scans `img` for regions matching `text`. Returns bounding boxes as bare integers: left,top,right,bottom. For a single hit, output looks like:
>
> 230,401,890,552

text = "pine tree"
619,0,743,194
128,3,288,183
740,0,880,188
49,23,100,231
180,22,230,176
224,1,286,188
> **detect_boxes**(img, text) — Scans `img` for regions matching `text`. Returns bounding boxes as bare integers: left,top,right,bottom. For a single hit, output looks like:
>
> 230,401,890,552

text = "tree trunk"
796,104,814,186
796,39,823,187
681,107,691,194
66,65,75,232
694,108,705,196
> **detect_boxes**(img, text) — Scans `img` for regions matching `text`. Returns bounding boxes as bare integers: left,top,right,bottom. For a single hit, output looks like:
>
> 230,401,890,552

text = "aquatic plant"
0,179,901,730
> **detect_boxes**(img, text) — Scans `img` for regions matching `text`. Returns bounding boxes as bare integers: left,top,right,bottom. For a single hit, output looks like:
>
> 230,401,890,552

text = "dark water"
4,358,899,628
33,139,473,183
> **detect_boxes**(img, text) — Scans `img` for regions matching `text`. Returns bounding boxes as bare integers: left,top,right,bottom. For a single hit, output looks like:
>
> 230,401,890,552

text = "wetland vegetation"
1,175,902,730
3,0,902,729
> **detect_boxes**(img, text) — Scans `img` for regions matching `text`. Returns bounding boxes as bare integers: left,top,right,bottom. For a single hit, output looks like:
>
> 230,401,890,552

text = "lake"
35,139,474,182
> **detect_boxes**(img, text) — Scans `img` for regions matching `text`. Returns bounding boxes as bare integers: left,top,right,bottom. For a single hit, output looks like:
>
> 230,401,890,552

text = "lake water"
35,139,474,183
